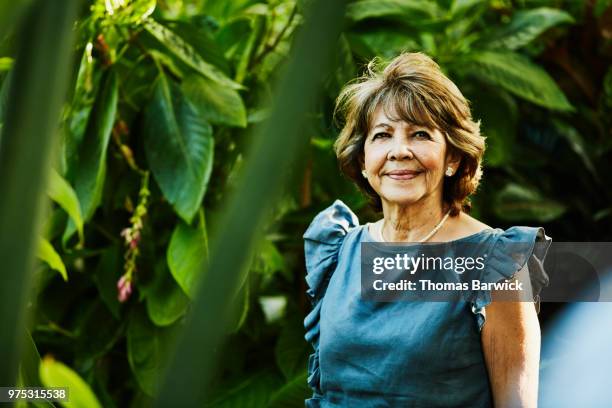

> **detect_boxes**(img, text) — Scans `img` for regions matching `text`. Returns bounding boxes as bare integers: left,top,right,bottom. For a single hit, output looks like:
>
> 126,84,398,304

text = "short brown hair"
333,52,485,216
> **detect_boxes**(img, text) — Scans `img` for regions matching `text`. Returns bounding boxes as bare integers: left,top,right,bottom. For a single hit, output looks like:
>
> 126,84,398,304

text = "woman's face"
362,106,456,208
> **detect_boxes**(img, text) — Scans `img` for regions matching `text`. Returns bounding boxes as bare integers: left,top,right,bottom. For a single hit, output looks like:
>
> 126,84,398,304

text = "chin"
380,191,422,206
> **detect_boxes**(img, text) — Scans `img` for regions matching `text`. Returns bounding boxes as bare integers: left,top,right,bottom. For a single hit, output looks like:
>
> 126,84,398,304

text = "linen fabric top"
303,200,552,408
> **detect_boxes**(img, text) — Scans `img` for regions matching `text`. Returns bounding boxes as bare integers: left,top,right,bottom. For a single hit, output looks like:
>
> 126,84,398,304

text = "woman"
303,53,551,407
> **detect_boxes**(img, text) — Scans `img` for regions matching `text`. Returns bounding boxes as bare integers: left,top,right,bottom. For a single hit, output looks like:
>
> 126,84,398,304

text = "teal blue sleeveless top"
303,200,551,407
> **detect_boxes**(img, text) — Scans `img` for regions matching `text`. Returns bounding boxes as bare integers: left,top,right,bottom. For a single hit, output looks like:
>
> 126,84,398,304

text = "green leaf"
0,0,78,387
39,355,102,408
37,238,67,281
91,0,156,25
165,20,231,75
199,0,254,23
144,19,242,90
267,371,310,408
127,307,179,396
551,119,599,181
275,319,310,380
450,0,487,17
47,168,83,244
345,0,438,23
353,28,419,60
92,245,122,319
463,51,573,111
63,46,103,178
143,73,214,224
493,183,566,222
19,331,43,387
226,277,249,333
205,371,283,407
0,0,32,41
167,219,207,299
146,262,190,327
484,8,574,50
154,0,347,403
603,67,612,108
0,69,12,143
0,57,13,71
234,14,265,83
75,300,123,359
181,74,247,127
64,69,118,243
466,85,517,167
595,0,612,17
252,238,287,285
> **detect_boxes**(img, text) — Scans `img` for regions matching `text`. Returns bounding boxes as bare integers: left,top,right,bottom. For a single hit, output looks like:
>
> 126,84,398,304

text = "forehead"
367,104,437,132
363,82,443,131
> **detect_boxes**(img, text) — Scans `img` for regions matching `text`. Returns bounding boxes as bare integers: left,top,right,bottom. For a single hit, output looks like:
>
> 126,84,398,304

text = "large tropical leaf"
167,219,207,299
274,318,310,380
181,74,247,128
462,51,573,111
345,0,438,23
552,119,598,179
465,84,517,167
143,73,214,224
483,8,574,50
493,183,566,222
144,19,242,90
127,307,180,396
267,371,310,408
145,262,190,327
64,69,118,242
204,371,283,408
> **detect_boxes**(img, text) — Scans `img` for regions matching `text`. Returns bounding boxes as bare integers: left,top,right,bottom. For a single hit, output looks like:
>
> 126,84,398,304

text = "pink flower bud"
117,275,133,303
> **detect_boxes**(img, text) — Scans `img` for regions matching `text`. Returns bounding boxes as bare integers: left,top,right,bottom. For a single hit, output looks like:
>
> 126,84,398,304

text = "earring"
445,167,453,177
361,169,368,178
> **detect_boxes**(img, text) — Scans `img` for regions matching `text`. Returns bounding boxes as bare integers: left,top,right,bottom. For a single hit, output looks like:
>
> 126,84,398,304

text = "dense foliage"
1,0,611,406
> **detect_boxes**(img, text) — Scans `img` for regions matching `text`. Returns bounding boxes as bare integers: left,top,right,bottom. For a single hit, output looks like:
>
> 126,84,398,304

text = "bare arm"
481,265,541,407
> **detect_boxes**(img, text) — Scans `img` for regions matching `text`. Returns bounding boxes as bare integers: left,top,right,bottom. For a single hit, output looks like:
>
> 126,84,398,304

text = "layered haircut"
333,52,486,216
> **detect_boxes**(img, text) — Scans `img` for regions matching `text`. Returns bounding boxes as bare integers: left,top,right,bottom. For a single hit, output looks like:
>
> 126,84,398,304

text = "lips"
385,170,421,180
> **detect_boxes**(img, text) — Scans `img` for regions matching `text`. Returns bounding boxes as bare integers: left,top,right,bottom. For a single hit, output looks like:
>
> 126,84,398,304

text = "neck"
380,196,448,242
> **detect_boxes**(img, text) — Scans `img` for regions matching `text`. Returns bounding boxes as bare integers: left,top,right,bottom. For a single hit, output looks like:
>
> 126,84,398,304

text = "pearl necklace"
376,210,451,243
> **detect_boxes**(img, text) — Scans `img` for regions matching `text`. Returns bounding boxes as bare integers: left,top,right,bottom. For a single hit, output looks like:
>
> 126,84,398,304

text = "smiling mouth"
385,171,422,180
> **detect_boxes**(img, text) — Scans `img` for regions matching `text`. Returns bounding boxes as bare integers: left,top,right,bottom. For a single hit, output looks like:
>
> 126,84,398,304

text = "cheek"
414,146,445,171
363,145,386,169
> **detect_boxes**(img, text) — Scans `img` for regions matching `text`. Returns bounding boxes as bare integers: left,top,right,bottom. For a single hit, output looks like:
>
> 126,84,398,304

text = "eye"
413,130,431,140
372,132,391,140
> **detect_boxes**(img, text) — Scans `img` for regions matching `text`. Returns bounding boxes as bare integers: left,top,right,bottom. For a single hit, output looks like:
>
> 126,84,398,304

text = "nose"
387,139,414,161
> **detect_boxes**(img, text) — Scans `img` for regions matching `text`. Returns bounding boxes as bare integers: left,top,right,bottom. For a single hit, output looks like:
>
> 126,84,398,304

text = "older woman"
303,53,551,407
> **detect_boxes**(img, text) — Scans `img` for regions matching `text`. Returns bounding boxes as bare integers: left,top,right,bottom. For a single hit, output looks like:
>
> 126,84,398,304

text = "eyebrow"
371,122,393,130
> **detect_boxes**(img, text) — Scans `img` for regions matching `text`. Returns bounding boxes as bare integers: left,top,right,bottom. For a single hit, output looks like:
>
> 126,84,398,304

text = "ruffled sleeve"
471,226,552,331
303,200,358,405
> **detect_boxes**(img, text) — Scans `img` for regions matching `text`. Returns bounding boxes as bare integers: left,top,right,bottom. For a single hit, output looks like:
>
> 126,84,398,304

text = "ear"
445,149,462,172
